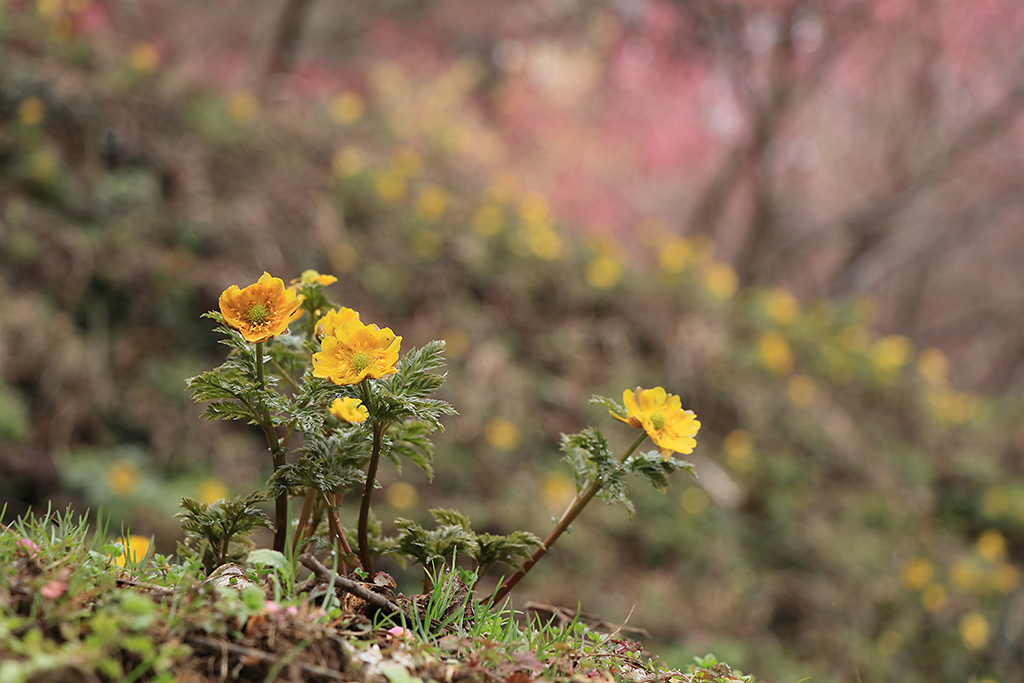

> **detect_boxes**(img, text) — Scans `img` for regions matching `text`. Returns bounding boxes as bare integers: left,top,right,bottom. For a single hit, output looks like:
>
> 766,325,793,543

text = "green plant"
184,270,703,606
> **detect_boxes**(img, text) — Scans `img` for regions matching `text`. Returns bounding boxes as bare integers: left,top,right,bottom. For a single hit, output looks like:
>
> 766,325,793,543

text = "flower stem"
255,341,289,553
490,432,648,604
357,421,385,574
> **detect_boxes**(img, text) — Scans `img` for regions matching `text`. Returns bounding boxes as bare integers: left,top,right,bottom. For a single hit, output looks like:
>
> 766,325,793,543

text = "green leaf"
590,394,627,422
246,549,287,572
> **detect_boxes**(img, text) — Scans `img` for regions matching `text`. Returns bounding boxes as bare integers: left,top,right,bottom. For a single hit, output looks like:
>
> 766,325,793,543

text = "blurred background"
3,1,1024,681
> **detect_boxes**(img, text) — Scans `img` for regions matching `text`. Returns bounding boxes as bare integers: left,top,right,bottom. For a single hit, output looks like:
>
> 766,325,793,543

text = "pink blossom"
40,580,67,600
387,626,412,638
16,538,40,558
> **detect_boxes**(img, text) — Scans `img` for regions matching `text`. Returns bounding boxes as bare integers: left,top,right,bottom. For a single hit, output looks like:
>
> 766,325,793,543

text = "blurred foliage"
2,4,1024,683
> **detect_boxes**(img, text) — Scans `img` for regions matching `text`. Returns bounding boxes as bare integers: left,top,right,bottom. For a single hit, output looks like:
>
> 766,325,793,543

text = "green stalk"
491,432,648,604
255,341,289,553
357,421,385,573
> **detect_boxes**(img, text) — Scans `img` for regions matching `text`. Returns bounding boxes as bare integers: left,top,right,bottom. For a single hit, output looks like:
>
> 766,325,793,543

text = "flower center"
350,351,370,373
650,412,666,431
246,303,270,326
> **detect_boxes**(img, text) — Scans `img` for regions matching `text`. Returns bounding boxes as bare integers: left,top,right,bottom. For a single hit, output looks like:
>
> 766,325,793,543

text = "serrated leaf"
591,394,627,421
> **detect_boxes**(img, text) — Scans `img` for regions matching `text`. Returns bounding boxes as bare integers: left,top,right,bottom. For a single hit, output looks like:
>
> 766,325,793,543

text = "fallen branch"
299,553,411,620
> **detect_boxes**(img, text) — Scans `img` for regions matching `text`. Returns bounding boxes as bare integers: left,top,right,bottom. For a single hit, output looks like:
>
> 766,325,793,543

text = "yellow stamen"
650,412,666,431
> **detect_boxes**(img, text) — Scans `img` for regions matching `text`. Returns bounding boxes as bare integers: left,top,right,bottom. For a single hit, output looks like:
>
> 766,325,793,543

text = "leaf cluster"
562,424,695,517
389,509,541,577
176,491,272,573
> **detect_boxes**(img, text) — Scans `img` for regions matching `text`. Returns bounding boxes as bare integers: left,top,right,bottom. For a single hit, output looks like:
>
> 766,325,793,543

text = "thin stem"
491,432,649,604
255,341,289,553
270,357,301,392
357,421,385,574
292,489,315,555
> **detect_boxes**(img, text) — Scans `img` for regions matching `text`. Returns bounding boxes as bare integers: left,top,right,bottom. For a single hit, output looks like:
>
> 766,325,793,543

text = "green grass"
1,506,755,683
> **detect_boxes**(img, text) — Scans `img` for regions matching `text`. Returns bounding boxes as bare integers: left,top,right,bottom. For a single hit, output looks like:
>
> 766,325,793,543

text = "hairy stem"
357,422,385,574
491,432,648,604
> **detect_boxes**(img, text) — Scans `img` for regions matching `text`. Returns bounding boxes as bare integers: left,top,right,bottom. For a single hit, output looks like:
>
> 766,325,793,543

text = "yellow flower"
612,386,700,458
485,417,522,452
757,331,794,375
901,557,934,590
313,319,401,385
113,535,152,567
219,272,300,343
198,478,229,504
585,253,623,289
129,42,159,73
107,460,138,497
330,91,364,125
291,269,338,288
764,288,800,325
959,612,990,651
415,185,449,221
702,262,738,300
330,397,368,424
18,97,45,125
315,307,361,339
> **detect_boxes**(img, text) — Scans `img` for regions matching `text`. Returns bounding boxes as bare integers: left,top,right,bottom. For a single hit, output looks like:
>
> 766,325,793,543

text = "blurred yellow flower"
723,429,755,474
764,288,800,325
412,229,443,259
657,237,694,274
542,473,575,510
386,482,418,510
921,583,947,612
313,319,401,385
332,147,366,178
585,253,623,289
952,556,983,593
219,272,301,343
471,204,504,236
787,375,816,406
702,262,738,300
375,170,407,202
330,242,359,272
415,186,449,221
330,397,369,424
129,42,159,73
485,417,521,452
959,612,990,651
113,535,152,567
901,557,934,590
330,91,364,125
518,192,552,228
107,461,138,497
198,478,229,504
680,486,709,515
524,226,563,261
976,529,1007,562
291,270,337,288
872,335,911,374
613,386,700,458
17,97,45,125
227,91,258,122
757,331,794,375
